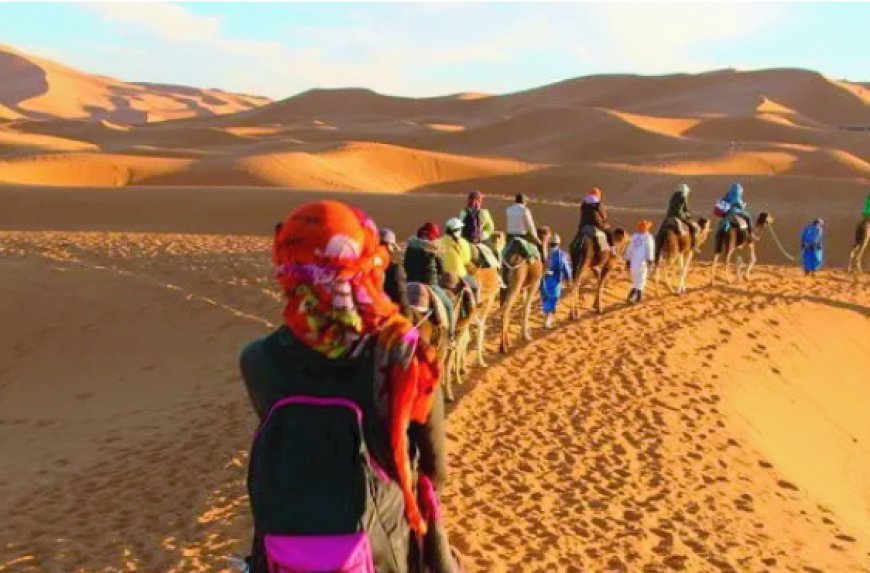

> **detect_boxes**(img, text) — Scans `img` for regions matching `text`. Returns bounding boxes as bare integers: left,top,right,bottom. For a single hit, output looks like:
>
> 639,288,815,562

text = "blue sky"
1,2,867,99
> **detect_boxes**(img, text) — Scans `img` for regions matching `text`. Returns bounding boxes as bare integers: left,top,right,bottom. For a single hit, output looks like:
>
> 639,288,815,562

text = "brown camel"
653,218,711,294
568,228,628,316
710,212,770,285
466,233,506,368
404,279,473,402
847,219,870,273
499,227,550,353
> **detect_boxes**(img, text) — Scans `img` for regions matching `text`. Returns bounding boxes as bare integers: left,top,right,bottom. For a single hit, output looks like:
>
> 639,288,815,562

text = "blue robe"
800,224,823,272
540,248,573,313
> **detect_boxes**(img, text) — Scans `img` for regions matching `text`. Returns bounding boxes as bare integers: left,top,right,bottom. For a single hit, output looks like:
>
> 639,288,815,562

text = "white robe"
625,232,655,290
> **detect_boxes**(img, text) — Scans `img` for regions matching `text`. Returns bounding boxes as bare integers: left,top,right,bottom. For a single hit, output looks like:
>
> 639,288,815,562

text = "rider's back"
404,238,442,286
241,327,449,573
579,202,607,230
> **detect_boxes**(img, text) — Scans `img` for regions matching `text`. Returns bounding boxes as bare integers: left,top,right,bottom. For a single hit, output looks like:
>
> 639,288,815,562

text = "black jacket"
666,192,691,220
384,261,409,314
579,202,608,231
403,237,443,286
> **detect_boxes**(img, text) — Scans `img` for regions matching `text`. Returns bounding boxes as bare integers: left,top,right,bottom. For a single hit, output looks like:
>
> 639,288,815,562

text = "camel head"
491,231,506,253
757,212,772,227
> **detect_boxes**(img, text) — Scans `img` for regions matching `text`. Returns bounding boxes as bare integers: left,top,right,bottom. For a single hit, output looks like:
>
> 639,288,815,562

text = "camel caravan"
383,184,870,400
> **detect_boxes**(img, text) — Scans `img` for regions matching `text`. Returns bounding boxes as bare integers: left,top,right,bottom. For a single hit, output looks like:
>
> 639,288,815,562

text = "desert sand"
1,44,870,573
1,190,869,572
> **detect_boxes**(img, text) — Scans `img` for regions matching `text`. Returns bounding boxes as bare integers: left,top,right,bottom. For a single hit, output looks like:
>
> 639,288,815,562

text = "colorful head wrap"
273,200,440,536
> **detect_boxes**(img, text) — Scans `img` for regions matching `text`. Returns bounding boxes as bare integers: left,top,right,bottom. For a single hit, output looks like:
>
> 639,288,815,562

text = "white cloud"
58,2,792,99
581,2,786,73
89,2,221,42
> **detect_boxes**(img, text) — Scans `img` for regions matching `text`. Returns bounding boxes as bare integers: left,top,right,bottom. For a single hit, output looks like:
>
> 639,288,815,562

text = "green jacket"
864,194,870,218
459,207,495,242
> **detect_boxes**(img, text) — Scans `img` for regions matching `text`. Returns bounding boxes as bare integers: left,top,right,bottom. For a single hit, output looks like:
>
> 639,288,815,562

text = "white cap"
445,217,464,232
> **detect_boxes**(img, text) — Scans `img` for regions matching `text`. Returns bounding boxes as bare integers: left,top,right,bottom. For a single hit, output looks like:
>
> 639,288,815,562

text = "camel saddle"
503,236,540,262
407,282,453,338
474,243,501,269
663,217,694,237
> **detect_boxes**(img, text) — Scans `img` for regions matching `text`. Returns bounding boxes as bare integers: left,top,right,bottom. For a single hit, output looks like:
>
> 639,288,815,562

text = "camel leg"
594,269,606,314
857,242,867,273
724,250,736,283
746,244,757,279
455,327,469,378
443,346,455,402
474,315,488,368
570,270,583,320
500,267,524,353
710,253,720,286
521,287,534,341
569,269,582,320
666,257,679,294
860,243,867,273
678,252,693,294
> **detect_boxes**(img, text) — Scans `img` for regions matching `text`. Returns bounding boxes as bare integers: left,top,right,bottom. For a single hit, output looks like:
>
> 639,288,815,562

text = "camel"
465,233,506,368
847,219,870,273
653,218,711,294
405,280,470,402
710,212,770,285
568,227,628,316
499,227,551,353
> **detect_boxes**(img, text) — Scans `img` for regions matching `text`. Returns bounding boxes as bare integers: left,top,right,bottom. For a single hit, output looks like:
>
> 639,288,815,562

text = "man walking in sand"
625,220,656,303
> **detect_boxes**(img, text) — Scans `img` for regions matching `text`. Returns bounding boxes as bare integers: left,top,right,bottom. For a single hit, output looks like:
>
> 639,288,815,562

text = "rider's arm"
481,209,495,239
524,207,538,237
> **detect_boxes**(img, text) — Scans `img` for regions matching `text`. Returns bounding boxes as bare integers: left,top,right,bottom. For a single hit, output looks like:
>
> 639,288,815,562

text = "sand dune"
1,47,867,200
0,44,269,124
1,220,867,572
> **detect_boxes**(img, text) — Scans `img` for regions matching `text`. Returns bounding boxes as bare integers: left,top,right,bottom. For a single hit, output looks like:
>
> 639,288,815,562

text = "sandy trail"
1,231,869,572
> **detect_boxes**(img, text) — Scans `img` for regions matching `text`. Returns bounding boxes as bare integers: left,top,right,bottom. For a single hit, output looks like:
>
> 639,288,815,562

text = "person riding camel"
721,182,753,236
441,217,480,307
505,193,541,259
459,191,495,244
665,183,698,249
240,201,457,573
459,191,500,270
578,187,613,255
405,221,454,321
378,227,410,317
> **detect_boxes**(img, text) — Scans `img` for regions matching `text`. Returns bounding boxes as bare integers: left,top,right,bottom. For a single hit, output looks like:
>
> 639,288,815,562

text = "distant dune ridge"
0,44,269,124
0,44,867,197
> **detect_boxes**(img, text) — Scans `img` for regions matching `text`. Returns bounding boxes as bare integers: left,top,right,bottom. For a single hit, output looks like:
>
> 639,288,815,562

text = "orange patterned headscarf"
273,200,440,536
